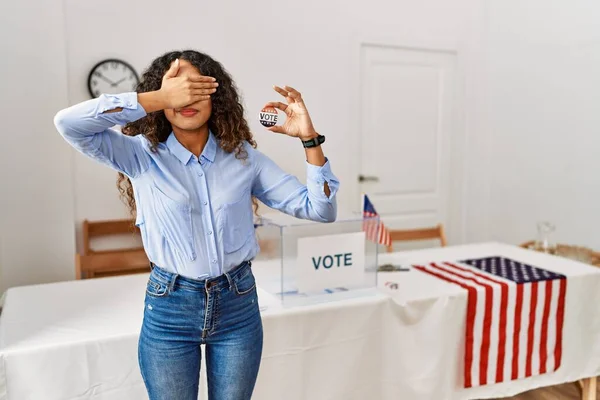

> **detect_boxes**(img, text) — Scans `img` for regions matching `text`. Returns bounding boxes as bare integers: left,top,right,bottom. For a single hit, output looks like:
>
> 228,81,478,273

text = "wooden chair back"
75,249,150,279
386,224,447,252
82,219,141,255
76,219,150,279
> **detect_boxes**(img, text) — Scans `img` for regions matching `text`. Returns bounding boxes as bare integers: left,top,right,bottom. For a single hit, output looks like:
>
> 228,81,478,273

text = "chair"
386,224,447,252
75,219,150,279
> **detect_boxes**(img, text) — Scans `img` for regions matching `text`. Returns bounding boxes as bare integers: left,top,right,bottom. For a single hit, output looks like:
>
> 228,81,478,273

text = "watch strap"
302,135,326,148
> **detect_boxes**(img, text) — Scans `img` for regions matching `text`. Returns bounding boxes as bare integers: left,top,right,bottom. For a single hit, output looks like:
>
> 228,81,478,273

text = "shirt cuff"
306,158,340,201
95,92,147,125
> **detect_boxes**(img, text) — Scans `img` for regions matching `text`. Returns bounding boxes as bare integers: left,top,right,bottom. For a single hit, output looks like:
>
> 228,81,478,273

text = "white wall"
0,0,75,293
481,0,600,248
63,0,483,248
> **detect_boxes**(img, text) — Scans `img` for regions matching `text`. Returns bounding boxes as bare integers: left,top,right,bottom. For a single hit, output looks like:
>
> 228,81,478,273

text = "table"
1,242,599,400
521,241,600,267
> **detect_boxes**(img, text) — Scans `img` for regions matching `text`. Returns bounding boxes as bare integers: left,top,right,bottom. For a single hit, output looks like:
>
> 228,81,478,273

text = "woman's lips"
179,108,198,117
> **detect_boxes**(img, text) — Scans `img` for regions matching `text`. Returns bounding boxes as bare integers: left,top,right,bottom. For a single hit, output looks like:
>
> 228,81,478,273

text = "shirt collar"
202,131,217,163
166,130,217,165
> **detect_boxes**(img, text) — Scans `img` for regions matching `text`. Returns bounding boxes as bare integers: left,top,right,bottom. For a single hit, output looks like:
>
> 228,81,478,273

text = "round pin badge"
259,107,278,127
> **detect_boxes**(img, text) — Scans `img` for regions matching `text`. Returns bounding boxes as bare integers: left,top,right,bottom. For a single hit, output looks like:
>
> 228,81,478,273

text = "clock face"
88,59,140,98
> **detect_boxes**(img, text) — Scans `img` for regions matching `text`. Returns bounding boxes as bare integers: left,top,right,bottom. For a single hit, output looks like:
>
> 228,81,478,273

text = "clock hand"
97,74,116,86
112,78,126,87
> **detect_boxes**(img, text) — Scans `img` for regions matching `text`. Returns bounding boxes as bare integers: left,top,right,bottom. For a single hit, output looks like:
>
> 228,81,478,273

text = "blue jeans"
138,261,263,400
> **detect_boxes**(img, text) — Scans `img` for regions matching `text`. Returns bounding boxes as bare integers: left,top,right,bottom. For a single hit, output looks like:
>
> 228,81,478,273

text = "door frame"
348,34,468,244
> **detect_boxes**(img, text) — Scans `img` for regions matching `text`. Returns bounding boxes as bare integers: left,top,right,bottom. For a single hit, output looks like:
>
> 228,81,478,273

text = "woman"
54,50,339,400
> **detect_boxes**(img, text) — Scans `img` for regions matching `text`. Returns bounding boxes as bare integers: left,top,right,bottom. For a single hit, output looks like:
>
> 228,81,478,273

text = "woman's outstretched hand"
264,86,318,140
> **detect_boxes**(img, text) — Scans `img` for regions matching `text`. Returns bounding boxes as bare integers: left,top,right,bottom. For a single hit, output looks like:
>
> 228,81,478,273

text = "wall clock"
87,59,140,98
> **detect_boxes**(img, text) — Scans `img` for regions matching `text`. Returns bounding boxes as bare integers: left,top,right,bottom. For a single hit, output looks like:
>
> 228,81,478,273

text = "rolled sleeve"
305,158,340,202
95,92,147,125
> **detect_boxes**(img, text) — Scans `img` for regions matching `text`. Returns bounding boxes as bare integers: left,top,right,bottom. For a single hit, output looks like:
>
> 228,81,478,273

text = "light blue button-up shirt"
54,92,339,279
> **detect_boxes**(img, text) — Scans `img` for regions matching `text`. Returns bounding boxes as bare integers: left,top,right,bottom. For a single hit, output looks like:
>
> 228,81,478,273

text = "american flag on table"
414,256,567,388
362,194,391,247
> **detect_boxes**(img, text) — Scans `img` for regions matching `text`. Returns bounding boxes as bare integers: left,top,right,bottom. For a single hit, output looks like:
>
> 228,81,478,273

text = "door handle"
358,175,379,183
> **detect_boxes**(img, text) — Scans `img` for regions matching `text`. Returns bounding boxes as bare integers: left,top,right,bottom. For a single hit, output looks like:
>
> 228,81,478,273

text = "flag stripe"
525,282,539,377
479,280,493,386
511,284,524,380
554,278,567,370
503,282,517,381
539,280,552,373
496,279,509,382
531,281,545,375
546,281,559,372
518,284,531,379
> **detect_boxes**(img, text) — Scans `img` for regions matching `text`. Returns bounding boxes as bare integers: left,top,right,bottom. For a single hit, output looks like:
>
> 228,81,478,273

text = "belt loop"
168,272,178,293
224,271,233,290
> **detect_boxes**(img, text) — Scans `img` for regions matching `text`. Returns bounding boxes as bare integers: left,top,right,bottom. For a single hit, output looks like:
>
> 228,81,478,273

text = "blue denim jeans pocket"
145,274,169,298
232,267,256,296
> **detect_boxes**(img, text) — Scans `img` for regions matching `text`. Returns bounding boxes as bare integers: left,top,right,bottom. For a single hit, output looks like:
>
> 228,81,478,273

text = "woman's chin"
173,118,208,132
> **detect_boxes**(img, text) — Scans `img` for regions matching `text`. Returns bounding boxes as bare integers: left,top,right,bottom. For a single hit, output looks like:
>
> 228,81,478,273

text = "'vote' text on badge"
260,112,277,121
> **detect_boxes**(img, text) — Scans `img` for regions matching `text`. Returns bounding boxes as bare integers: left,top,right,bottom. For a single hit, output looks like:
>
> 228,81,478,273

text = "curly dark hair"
117,50,257,217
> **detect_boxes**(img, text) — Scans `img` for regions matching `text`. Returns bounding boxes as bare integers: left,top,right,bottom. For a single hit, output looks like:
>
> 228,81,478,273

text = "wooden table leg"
581,377,597,400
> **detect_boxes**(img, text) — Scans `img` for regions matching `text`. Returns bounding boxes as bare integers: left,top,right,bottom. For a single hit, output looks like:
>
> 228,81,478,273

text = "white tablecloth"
0,269,387,400
1,242,599,400
378,243,600,400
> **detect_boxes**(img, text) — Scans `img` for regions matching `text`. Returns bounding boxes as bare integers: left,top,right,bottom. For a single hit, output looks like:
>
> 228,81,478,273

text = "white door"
358,44,461,247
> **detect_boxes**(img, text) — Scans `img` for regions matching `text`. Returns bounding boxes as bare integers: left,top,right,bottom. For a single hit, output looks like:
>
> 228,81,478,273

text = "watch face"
88,59,140,98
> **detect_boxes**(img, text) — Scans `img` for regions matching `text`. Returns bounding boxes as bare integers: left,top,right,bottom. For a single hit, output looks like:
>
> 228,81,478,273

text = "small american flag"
415,257,566,388
362,194,391,247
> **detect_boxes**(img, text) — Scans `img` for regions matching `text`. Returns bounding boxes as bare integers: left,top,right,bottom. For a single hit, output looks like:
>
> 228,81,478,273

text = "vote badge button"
259,107,278,127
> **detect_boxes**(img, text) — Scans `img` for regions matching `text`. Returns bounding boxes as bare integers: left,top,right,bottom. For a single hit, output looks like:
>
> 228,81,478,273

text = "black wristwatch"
301,134,326,148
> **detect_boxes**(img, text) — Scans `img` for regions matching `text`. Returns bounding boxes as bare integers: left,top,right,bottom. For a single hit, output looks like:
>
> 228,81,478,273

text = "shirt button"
199,173,203,177
203,201,208,205
208,231,212,235
212,259,217,264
